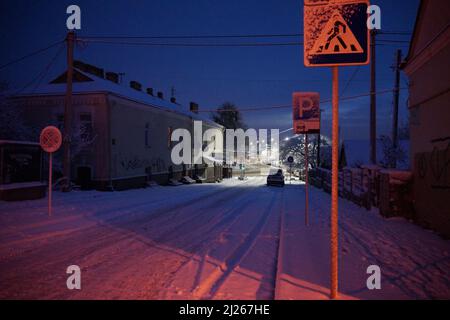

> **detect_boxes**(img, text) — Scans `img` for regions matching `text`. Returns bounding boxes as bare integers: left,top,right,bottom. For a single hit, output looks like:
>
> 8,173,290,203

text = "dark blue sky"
0,0,419,140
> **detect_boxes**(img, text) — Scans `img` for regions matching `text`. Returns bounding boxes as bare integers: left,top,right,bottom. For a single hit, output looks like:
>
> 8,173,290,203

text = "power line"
30,43,66,93
199,88,407,113
375,39,410,44
341,66,360,96
376,43,410,47
78,38,410,48
145,75,394,83
77,38,305,47
379,31,412,35
0,32,411,70
80,31,411,40
0,40,64,71
81,33,304,40
12,42,65,95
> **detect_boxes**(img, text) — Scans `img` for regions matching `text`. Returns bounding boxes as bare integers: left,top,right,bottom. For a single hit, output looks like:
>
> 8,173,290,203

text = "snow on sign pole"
293,92,320,227
304,0,370,300
40,126,62,217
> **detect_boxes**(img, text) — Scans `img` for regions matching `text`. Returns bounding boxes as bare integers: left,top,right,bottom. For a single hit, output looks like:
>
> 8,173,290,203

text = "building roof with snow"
8,60,222,129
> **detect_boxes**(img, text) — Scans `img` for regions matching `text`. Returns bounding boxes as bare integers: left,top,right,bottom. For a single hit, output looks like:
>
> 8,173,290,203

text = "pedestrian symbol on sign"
312,12,364,55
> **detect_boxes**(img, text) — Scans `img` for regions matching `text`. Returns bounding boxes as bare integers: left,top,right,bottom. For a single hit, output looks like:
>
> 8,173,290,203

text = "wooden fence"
309,166,413,218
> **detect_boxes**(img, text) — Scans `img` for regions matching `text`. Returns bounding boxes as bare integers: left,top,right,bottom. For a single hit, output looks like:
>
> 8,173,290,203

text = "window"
56,114,64,130
145,123,150,148
79,113,92,122
79,113,93,143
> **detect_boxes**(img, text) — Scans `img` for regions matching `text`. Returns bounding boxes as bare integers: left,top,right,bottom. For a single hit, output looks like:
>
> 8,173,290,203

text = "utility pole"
391,49,402,168
62,31,75,192
369,30,377,164
330,66,339,299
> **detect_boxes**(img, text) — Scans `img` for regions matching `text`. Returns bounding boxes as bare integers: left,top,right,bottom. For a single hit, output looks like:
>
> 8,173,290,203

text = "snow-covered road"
1,177,449,299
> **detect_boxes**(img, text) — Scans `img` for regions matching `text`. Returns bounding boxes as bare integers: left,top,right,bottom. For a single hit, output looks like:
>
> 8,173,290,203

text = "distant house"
3,61,223,190
339,139,410,170
402,0,450,237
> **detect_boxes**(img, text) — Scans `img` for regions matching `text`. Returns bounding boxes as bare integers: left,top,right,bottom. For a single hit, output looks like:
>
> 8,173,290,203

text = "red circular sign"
40,126,62,153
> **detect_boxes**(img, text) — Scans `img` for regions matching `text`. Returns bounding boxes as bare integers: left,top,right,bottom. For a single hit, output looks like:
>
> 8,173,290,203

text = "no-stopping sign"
40,126,62,153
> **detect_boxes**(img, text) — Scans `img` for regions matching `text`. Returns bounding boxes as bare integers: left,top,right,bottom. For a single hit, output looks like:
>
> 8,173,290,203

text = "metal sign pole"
303,0,369,300
290,163,292,184
40,126,62,217
305,134,309,226
48,152,53,217
331,66,339,299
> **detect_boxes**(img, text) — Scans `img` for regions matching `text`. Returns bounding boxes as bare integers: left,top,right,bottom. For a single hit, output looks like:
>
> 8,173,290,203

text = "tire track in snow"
273,188,285,300
191,189,282,299
160,192,260,297
131,179,262,242
0,179,256,254
143,179,265,264
0,180,262,298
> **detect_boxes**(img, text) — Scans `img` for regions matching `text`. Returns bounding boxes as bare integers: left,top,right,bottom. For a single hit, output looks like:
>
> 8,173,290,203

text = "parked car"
267,169,285,187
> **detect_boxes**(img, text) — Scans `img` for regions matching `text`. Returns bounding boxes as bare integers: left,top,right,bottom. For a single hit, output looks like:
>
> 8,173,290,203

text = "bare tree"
379,135,407,169
211,102,246,130
281,135,329,171
0,82,39,141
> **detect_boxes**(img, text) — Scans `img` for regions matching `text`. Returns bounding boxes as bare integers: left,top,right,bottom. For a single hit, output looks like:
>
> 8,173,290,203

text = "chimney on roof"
130,81,142,91
146,88,154,96
190,102,199,114
157,91,164,99
105,72,119,84
170,97,176,103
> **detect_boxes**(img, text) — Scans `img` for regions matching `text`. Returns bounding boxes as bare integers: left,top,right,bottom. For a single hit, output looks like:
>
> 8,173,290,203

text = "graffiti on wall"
118,154,167,174
416,139,450,190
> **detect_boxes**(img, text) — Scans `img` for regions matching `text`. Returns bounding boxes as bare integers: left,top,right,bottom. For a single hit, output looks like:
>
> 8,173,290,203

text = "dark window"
56,114,64,130
79,113,93,143
145,123,150,148
80,113,92,122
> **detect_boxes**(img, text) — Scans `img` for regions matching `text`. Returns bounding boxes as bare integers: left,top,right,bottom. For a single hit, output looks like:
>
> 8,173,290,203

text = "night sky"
0,0,419,141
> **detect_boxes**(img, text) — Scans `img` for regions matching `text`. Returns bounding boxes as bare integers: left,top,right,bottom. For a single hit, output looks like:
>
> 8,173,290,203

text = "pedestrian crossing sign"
304,0,370,67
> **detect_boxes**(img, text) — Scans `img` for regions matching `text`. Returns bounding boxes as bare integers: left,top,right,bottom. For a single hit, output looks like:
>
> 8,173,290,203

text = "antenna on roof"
118,73,125,84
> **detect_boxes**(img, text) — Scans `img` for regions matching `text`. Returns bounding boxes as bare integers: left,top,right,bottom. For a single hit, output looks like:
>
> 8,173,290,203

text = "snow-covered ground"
0,177,449,300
